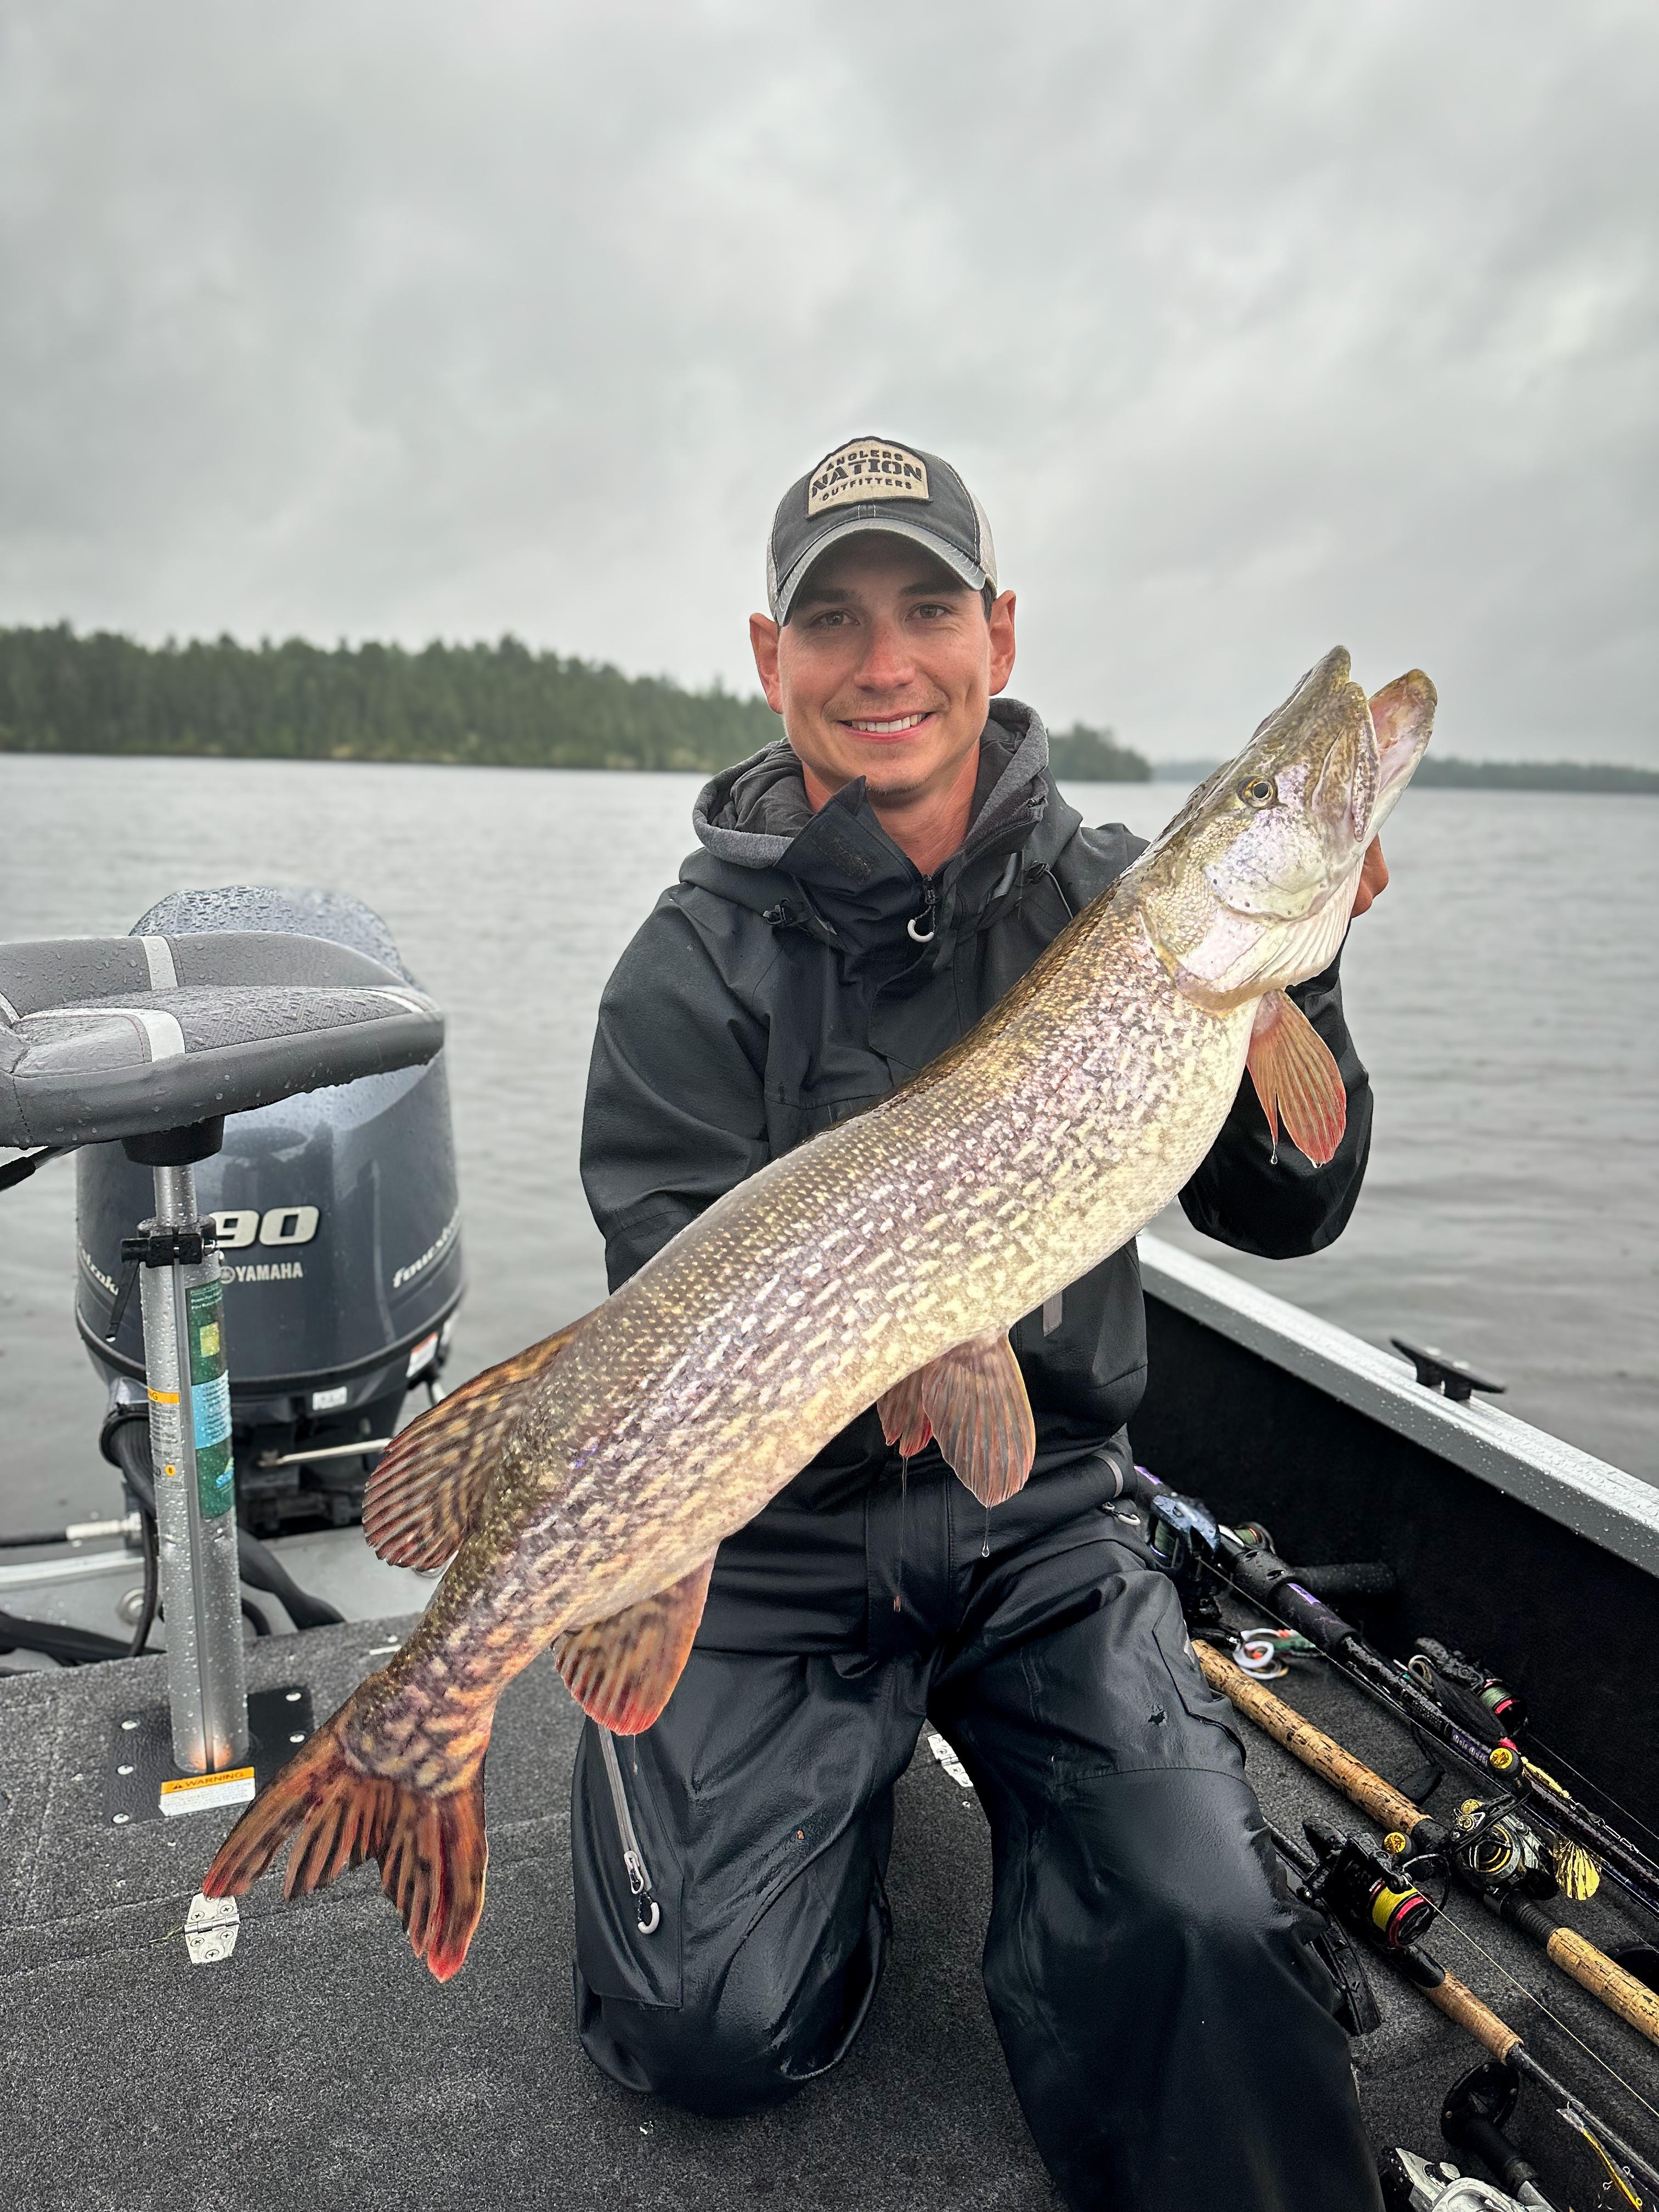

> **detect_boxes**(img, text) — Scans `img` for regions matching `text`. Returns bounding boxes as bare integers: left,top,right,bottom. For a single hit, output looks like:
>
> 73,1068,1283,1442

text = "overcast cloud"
0,1,1652,761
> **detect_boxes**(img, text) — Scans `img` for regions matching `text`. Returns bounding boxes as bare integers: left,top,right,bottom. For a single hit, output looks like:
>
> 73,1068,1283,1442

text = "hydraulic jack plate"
104,1684,314,1827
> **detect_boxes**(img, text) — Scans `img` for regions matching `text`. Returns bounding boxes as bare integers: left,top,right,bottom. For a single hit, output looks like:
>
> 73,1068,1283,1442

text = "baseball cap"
765,436,999,622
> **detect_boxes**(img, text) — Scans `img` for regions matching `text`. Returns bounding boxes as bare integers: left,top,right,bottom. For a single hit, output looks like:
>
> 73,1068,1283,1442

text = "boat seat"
0,930,444,1153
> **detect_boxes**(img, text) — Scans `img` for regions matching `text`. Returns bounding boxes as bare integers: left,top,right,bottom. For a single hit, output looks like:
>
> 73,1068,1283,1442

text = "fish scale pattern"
350,895,1254,1770
207,644,1435,1979
345,647,1430,1785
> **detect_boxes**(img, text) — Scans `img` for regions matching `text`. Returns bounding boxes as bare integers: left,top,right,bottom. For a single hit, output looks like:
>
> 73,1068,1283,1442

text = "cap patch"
808,441,929,516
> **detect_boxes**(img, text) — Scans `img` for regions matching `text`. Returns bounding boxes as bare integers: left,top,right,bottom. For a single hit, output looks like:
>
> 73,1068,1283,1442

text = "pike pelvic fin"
201,1699,490,1983
876,1367,933,1459
877,1333,1037,1509
1246,990,1347,1166
553,1554,717,1736
363,1314,590,1571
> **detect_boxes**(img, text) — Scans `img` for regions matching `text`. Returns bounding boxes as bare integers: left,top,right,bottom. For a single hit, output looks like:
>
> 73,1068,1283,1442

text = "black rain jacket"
580,698,1373,1524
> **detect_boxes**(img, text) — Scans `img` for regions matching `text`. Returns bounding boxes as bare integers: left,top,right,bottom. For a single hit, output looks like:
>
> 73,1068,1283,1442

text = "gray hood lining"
693,699,1051,877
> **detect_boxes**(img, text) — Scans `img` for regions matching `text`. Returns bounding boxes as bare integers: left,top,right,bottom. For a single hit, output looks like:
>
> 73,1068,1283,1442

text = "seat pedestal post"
138,1160,249,1773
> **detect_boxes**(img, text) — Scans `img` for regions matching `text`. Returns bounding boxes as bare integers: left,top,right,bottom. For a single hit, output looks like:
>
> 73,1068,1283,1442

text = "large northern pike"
205,646,1434,1978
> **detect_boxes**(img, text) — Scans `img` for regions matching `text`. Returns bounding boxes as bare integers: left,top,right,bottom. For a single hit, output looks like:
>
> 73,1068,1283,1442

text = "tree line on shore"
1151,753,1659,793
1410,755,1658,793
0,623,1151,781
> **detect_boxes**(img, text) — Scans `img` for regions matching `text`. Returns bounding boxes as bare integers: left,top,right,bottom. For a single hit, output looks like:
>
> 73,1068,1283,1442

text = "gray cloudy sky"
1,1,1653,762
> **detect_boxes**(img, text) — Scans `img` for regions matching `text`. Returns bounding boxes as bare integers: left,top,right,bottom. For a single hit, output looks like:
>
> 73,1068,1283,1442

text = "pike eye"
1237,775,1277,810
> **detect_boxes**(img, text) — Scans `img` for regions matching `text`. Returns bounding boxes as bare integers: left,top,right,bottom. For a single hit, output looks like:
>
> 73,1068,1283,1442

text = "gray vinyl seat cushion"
0,928,443,1152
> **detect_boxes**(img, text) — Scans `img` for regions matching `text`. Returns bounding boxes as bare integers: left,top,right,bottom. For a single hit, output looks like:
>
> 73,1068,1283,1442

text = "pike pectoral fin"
879,1335,1037,1509
363,1314,590,1571
554,1554,718,1736
1247,990,1346,1166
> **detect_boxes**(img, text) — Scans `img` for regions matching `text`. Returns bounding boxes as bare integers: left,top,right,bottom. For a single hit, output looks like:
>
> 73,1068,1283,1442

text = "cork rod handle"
1195,1639,1423,1837
1425,1970,1525,2062
1547,1927,1659,2050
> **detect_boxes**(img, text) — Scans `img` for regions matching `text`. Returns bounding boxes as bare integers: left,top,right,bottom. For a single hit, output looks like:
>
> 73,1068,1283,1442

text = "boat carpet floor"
1,1613,1654,2210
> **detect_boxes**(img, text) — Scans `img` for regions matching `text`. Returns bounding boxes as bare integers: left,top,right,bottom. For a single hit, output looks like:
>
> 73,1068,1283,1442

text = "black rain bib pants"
569,1451,1381,2212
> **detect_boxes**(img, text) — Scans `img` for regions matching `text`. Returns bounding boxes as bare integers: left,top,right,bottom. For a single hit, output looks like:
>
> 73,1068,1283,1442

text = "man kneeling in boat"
573,437,1390,2211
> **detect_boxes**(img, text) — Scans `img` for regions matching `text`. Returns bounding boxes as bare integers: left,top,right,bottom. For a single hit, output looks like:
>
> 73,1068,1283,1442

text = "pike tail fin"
201,1702,489,1983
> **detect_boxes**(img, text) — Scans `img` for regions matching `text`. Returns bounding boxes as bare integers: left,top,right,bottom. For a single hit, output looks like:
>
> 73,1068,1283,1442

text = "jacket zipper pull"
598,1727,662,1936
906,883,937,944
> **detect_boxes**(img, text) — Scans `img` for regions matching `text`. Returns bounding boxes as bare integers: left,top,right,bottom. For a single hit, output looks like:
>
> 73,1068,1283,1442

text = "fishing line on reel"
1208,1554,1659,2139
1265,1805,1659,2168
1201,1550,1658,1929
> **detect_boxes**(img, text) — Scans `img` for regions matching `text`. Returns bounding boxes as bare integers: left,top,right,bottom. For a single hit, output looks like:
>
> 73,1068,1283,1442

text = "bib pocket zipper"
598,1726,662,1936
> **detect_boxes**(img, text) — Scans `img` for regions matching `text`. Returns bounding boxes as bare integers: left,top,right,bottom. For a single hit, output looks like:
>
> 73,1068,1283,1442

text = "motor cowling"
76,887,464,1534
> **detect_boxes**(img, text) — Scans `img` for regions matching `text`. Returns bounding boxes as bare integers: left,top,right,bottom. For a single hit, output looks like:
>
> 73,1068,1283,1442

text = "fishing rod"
1408,1633,1659,1899
1195,1638,1659,2051
1231,1530,1659,1914
1276,1615,1654,1943
1263,1807,1659,2203
1135,1472,1659,1923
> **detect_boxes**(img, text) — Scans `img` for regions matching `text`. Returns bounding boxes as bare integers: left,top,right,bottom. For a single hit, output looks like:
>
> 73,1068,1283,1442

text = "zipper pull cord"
597,1728,661,1936
894,1455,909,1612
906,882,936,943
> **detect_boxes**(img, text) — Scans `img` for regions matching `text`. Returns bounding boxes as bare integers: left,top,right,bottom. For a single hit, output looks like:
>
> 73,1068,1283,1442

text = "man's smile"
841,710,938,736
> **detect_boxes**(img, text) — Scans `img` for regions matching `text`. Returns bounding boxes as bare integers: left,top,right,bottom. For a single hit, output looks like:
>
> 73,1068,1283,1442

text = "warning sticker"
160,1767,256,1817
187,1281,235,1517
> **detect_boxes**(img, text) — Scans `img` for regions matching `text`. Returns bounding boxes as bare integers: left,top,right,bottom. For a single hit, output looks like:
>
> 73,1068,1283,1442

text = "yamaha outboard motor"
75,887,464,1536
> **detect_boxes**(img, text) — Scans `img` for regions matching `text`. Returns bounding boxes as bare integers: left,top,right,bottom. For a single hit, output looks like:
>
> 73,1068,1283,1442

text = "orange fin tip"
878,1333,1036,1509
1247,990,1346,1166
876,1368,933,1458
553,1554,716,1735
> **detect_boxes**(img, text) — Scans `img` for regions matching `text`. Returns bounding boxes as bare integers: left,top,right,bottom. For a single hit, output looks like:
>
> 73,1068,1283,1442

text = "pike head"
1130,646,1434,1012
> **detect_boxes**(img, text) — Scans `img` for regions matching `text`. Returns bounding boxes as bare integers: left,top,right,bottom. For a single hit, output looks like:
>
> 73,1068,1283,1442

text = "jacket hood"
683,700,1081,973
694,696,1051,872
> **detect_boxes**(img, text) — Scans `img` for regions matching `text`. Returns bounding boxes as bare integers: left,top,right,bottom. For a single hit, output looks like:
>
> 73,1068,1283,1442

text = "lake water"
1,751,1654,1533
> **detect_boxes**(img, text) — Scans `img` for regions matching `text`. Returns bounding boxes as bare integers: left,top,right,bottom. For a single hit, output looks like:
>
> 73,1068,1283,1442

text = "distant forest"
1045,723,1150,782
1411,755,1659,794
1149,754,1658,794
0,624,777,774
0,624,1152,780
1150,761,1654,796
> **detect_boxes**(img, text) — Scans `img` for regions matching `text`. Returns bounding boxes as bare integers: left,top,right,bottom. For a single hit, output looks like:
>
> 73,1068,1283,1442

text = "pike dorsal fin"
554,1555,718,1735
362,1315,590,1572
1246,990,1346,1166
877,1333,1037,1509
